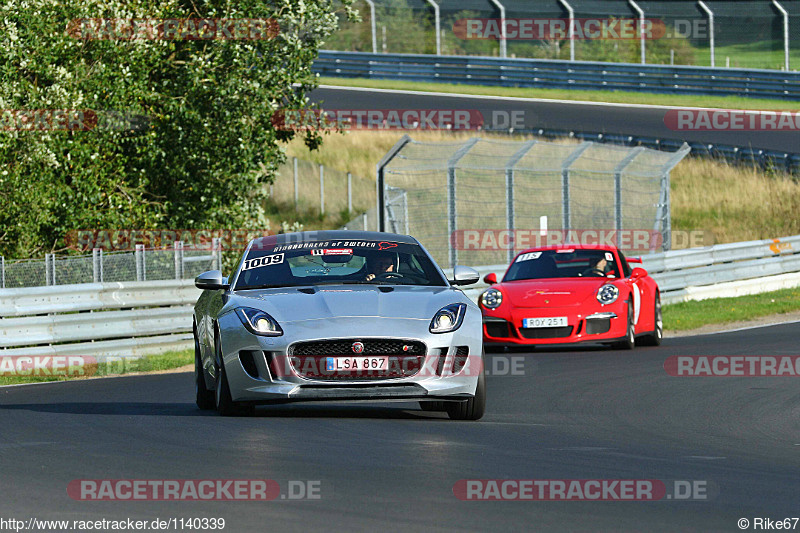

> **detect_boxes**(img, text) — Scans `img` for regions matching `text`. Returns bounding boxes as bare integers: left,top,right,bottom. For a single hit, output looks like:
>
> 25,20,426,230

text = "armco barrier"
314,51,800,100
1,234,799,357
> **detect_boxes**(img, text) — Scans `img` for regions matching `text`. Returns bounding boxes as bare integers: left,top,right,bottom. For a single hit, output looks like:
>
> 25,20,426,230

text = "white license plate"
325,356,389,372
523,316,568,328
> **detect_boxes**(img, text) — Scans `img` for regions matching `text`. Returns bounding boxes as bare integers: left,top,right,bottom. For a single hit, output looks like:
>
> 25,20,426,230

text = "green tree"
0,0,355,258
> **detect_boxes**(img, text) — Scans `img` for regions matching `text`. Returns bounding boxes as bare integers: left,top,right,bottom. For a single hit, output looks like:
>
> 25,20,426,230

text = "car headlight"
480,288,503,309
596,284,619,305
430,303,467,334
236,307,283,336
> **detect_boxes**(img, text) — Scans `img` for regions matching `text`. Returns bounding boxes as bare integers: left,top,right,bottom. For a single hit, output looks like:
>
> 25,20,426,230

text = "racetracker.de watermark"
665,109,800,131
65,229,274,252
0,109,149,132
453,479,711,501
66,18,279,40
272,109,488,131
67,479,322,501
665,356,800,377
453,18,708,40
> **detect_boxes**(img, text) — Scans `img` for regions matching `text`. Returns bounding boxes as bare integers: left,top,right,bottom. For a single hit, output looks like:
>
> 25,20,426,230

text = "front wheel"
195,335,215,410
445,364,486,421
638,293,663,346
215,338,254,417
612,301,636,350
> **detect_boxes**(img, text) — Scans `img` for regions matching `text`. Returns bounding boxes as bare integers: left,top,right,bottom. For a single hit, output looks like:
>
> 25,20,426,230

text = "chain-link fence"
374,136,690,268
0,243,221,289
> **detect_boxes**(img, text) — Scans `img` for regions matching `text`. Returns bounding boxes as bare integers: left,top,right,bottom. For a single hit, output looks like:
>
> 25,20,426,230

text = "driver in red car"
365,253,396,281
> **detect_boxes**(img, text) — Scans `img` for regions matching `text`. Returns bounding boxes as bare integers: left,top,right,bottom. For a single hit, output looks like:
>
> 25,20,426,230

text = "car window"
617,251,633,277
234,239,447,289
504,249,621,281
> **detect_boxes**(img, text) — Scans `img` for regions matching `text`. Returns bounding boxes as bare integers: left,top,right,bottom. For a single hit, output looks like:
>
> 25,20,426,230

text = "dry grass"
278,130,800,244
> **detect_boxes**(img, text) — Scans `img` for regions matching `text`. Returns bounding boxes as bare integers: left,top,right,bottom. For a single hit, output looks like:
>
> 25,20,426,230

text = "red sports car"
479,245,662,349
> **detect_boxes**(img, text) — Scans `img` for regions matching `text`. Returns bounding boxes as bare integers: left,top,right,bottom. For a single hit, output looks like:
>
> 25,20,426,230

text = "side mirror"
195,270,230,290
627,257,643,264
630,267,648,280
450,265,480,286
483,272,498,285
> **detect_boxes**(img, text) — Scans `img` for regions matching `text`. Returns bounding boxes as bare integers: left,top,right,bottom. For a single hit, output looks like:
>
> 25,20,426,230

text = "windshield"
234,239,447,290
503,249,621,281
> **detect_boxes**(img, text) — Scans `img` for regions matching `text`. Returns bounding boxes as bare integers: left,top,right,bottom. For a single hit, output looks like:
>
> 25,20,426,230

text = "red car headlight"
480,288,503,309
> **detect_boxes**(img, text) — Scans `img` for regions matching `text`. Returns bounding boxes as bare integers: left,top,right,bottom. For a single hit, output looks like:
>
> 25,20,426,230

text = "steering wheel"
375,272,404,281
581,268,606,277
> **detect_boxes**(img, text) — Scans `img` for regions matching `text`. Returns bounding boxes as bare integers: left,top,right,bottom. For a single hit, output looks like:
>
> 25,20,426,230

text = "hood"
498,278,616,308
224,285,464,323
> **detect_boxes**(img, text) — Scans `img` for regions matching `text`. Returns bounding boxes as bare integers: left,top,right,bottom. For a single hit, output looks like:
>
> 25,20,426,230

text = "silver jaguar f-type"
193,230,485,420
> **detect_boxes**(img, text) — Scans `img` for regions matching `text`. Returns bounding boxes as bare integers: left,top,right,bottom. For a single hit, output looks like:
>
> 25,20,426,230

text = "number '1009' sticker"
242,253,284,271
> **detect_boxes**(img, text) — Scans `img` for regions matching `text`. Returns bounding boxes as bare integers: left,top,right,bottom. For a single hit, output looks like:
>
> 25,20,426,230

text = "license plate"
325,357,389,371
523,316,568,328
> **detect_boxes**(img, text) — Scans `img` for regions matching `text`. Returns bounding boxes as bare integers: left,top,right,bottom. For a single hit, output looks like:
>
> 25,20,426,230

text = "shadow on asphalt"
0,401,451,420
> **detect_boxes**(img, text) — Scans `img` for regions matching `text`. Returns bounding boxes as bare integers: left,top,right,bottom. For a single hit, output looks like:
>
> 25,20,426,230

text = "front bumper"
216,314,483,403
482,303,628,346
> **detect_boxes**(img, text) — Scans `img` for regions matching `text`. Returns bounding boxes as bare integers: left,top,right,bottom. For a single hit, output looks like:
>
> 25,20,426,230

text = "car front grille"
290,339,426,356
518,326,574,339
288,338,427,381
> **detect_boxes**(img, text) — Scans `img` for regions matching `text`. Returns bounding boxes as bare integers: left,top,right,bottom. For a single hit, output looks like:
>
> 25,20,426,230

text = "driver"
585,256,609,277
365,252,396,281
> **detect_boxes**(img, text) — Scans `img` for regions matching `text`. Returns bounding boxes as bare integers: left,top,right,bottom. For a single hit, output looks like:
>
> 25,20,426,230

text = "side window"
618,251,632,277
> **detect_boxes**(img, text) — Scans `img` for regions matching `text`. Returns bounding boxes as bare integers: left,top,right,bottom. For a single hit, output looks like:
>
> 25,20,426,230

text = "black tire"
445,363,486,421
214,337,254,417
195,333,215,410
613,301,636,350
419,401,445,412
638,293,663,346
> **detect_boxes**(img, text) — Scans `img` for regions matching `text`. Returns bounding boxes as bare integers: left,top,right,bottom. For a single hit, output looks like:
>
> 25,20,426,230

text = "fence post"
347,172,352,213
92,248,104,283
446,138,479,268
560,142,592,235
45,253,55,286
212,237,221,271
293,157,299,207
504,140,536,263
319,164,325,215
363,213,368,231
135,244,145,281
612,146,645,248
698,1,715,67
174,241,184,280
0,255,4,289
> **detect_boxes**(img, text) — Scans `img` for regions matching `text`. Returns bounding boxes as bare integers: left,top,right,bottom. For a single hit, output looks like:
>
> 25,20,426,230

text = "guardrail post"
92,248,103,283
45,253,55,286
293,157,299,207
211,238,221,271
347,172,352,213
319,164,325,215
174,241,184,280
363,213,368,230
135,244,145,281
0,255,4,289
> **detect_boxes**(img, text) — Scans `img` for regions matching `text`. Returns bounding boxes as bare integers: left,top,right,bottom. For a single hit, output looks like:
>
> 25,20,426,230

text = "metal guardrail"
1,234,799,357
314,51,800,100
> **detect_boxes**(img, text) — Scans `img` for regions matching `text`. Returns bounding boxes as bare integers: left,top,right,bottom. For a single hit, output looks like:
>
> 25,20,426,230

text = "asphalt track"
1,323,799,532
310,86,800,154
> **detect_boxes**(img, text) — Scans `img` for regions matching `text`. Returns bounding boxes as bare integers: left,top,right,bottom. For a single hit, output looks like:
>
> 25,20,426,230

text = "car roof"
249,230,418,249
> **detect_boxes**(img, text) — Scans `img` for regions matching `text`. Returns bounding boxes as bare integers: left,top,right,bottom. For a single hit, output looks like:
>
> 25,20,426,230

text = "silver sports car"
193,230,485,420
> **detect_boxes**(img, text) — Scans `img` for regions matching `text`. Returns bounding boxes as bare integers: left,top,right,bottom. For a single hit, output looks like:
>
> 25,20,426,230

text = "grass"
0,349,193,387
663,287,800,331
318,76,800,111
695,42,800,71
277,129,800,246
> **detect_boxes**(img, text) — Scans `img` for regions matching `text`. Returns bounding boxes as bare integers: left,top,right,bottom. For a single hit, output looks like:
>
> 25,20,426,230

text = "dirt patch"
666,310,800,338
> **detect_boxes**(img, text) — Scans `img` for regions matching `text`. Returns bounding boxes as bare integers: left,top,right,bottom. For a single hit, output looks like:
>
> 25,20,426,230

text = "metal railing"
2,234,800,357
313,51,800,100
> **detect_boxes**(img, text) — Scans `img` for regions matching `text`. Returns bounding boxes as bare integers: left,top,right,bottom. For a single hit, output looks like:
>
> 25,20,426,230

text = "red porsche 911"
479,245,662,349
